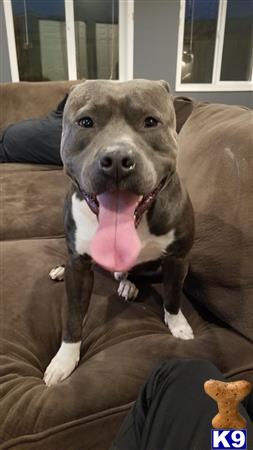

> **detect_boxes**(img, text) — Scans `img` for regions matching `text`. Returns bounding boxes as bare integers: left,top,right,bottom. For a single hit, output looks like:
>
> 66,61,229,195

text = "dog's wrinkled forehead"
65,79,175,122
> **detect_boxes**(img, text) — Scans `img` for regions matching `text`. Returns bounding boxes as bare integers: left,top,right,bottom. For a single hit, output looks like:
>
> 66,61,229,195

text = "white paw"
44,341,81,386
49,265,65,281
118,279,139,301
164,309,194,340
114,271,128,281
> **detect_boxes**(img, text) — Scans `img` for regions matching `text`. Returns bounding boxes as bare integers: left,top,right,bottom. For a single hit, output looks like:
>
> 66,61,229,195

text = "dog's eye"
144,117,158,128
78,117,94,128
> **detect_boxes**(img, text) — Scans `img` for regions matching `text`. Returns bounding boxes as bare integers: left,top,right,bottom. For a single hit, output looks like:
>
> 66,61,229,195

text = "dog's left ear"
69,79,87,93
159,80,171,94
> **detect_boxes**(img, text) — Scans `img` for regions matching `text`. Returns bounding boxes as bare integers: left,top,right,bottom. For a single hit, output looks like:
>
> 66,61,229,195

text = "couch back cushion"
173,96,195,133
0,80,79,129
177,102,253,341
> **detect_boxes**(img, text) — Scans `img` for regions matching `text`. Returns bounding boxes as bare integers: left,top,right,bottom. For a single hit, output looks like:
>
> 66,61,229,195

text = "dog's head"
61,79,177,224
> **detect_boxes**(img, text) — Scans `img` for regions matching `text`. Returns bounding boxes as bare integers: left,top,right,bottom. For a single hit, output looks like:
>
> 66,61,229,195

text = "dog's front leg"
162,256,193,340
44,254,93,386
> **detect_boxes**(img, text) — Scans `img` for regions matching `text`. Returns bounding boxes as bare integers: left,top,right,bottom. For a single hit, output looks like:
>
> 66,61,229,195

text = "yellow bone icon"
204,379,252,429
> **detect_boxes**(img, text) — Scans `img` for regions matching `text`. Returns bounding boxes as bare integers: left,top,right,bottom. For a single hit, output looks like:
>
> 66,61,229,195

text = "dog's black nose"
99,150,136,179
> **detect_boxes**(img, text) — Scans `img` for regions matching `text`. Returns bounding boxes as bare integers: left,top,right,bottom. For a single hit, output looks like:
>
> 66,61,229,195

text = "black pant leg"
110,359,253,450
0,140,8,162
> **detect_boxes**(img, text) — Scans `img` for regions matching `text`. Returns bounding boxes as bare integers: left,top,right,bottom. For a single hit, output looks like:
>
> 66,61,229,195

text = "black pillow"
0,94,68,165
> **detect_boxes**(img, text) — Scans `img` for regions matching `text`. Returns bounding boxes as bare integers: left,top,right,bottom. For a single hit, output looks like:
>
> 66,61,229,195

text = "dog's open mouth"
83,177,166,227
81,178,167,272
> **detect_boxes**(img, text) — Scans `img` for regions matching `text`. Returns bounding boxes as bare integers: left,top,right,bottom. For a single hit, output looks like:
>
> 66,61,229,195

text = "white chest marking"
72,193,98,256
71,193,175,264
136,215,175,265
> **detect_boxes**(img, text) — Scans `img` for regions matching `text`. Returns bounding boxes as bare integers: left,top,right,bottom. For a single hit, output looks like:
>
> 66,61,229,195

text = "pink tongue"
90,191,141,272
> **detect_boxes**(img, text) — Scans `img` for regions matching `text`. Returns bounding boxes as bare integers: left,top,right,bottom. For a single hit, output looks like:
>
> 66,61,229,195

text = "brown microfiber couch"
0,81,252,450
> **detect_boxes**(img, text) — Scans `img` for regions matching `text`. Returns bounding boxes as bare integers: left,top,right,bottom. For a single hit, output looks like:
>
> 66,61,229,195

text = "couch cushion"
0,164,69,240
1,237,253,449
177,102,253,341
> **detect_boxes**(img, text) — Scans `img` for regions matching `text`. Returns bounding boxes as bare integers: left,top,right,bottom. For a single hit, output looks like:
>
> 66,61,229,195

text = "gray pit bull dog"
44,79,195,386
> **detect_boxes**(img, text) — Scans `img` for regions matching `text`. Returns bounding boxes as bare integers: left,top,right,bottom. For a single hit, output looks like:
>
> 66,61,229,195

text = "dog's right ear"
69,84,76,93
69,79,87,94
159,80,171,94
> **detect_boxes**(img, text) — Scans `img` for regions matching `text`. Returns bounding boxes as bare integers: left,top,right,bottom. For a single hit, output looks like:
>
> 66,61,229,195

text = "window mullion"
65,0,77,80
119,0,134,81
175,0,186,91
212,0,227,84
3,0,19,82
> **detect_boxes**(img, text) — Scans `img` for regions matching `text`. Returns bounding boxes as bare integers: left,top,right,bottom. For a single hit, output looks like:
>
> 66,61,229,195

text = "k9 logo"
211,429,247,449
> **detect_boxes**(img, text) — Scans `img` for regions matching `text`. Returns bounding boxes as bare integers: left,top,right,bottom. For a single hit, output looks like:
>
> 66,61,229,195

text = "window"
3,0,133,82
74,0,119,79
176,0,253,91
11,0,68,81
220,0,252,81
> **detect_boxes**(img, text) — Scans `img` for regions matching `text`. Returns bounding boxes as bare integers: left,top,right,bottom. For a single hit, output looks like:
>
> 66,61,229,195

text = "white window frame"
119,0,134,81
176,0,253,92
3,0,19,82
3,0,134,82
